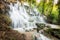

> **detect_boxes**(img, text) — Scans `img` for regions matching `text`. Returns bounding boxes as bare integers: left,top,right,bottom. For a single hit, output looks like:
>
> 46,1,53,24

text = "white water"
8,1,51,40
34,31,51,40
8,1,45,30
38,34,51,40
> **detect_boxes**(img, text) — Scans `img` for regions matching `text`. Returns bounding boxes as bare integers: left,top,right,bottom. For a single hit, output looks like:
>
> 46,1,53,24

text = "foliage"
29,0,60,25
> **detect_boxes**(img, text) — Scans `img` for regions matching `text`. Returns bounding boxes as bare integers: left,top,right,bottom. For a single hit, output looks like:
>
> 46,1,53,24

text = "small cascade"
8,0,53,40
37,34,51,40
8,1,45,31
0,0,59,40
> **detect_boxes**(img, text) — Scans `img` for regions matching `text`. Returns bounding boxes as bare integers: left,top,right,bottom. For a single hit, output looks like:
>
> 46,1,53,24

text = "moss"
0,14,12,31
36,23,45,32
36,23,45,29
0,14,11,25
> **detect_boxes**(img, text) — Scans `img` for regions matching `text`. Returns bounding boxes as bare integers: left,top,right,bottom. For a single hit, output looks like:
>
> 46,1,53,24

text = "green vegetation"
27,0,60,25
0,0,60,40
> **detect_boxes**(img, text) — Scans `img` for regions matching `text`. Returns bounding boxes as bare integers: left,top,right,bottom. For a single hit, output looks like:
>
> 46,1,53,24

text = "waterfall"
8,1,45,31
7,1,53,40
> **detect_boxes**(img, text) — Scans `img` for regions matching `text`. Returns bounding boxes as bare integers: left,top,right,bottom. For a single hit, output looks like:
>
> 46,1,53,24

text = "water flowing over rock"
7,0,53,40
8,1,45,31
0,0,59,40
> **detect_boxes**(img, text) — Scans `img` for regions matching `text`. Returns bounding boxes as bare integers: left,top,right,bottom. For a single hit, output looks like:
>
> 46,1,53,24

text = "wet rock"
45,28,60,39
36,23,46,32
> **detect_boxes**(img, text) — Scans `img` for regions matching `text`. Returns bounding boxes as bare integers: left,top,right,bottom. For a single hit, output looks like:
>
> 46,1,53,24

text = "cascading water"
8,1,51,40
8,1,45,31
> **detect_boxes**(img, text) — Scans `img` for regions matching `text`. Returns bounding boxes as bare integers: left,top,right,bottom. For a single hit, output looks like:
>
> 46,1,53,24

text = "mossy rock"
36,23,45,29
36,23,46,32
0,14,11,26
0,14,12,31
